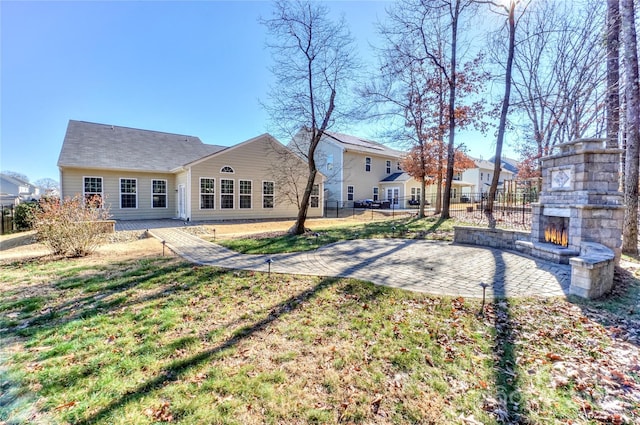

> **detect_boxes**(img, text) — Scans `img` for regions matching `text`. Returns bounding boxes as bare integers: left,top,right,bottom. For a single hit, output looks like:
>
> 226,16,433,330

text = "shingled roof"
58,120,226,172
323,130,405,158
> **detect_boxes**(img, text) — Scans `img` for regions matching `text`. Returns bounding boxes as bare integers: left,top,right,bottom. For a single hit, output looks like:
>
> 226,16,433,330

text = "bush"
14,201,40,230
32,195,112,257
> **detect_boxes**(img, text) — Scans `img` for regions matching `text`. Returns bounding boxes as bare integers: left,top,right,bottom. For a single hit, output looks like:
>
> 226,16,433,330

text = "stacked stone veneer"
453,138,624,299
454,227,530,251
531,138,624,261
530,138,623,298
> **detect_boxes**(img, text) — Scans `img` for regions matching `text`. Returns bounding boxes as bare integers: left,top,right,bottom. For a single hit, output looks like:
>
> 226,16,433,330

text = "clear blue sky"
1,0,509,183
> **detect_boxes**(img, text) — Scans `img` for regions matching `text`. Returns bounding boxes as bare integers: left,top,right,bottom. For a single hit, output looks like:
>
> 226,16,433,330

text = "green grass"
217,216,460,254
0,251,638,424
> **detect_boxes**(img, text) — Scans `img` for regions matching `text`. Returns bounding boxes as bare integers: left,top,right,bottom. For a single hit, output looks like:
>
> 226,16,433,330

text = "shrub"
14,201,40,230
32,195,112,257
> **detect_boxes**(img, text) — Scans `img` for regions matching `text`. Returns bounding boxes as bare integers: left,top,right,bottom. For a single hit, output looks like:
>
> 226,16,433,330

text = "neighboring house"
289,129,410,207
58,120,323,221
0,173,41,206
459,157,515,201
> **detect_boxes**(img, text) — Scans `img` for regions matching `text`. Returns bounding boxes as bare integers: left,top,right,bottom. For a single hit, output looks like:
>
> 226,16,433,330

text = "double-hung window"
239,180,252,209
120,178,137,209
263,181,274,208
152,179,167,208
386,160,391,174
310,184,320,208
411,187,421,201
221,179,234,209
200,178,215,209
347,185,354,201
365,157,371,172
83,177,103,206
373,187,379,201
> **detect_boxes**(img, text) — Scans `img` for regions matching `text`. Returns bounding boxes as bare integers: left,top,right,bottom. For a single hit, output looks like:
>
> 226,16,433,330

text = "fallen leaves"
144,400,174,422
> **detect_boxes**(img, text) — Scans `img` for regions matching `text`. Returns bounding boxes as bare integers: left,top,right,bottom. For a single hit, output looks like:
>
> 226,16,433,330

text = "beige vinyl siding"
313,141,343,202
342,151,401,205
60,168,176,220
188,135,323,221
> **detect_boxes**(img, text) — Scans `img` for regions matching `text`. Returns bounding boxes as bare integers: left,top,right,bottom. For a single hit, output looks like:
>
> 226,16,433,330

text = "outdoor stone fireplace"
524,138,624,298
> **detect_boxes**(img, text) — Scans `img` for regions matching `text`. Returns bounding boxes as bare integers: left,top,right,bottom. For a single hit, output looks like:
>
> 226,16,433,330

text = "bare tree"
484,0,519,216
621,0,639,255
607,0,621,150
508,0,606,166
370,0,480,219
262,0,358,235
34,178,60,192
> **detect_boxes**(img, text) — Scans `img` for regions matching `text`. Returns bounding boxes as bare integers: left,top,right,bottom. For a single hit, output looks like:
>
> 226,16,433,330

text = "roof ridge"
69,119,202,140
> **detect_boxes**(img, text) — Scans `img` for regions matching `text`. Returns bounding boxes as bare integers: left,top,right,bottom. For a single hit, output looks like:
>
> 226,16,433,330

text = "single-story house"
58,120,324,221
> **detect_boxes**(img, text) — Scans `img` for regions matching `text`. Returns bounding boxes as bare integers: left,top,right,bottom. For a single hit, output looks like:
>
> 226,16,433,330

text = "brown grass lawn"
0,219,639,424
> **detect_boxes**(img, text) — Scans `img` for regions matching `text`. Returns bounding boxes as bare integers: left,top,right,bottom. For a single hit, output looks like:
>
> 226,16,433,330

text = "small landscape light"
479,282,489,317
162,240,166,256
265,258,274,278
213,228,216,241
392,226,396,237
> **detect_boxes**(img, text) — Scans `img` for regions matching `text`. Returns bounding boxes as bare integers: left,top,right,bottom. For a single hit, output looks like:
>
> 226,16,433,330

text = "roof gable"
289,128,404,159
58,120,226,172
323,131,404,158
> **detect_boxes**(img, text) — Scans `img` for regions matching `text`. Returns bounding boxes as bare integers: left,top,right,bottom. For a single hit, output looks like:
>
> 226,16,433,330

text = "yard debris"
144,400,174,422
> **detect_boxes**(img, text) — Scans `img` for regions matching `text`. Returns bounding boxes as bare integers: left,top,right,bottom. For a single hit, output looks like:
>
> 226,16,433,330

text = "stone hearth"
517,138,623,298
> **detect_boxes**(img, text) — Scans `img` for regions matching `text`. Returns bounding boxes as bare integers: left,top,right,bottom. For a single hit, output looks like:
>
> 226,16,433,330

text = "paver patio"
138,223,571,299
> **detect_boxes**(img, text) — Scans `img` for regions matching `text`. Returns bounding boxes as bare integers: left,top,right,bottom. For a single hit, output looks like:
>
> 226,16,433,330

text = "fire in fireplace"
544,225,568,247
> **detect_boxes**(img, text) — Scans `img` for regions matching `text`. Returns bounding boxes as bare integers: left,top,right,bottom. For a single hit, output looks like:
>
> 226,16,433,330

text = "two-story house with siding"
289,129,408,207
459,157,515,201
0,173,41,206
58,120,324,221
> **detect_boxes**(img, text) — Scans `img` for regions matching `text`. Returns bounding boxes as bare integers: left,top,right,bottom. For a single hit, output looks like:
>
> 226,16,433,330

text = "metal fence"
324,191,539,230
1,204,16,235
442,192,539,230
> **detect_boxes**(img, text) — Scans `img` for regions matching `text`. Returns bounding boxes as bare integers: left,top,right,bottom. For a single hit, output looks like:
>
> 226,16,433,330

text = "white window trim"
220,178,235,209
365,157,371,172
151,179,168,209
199,177,216,210
310,184,320,208
119,178,138,209
220,166,235,174
239,179,252,209
373,187,379,201
83,176,103,204
262,180,275,209
347,185,354,201
386,160,391,174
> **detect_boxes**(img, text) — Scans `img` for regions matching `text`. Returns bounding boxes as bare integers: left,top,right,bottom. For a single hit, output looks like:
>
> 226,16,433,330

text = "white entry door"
178,185,186,219
386,187,399,205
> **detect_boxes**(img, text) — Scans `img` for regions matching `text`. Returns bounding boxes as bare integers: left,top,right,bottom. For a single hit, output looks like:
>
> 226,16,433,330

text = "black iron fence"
324,191,539,230
1,204,16,235
441,192,539,230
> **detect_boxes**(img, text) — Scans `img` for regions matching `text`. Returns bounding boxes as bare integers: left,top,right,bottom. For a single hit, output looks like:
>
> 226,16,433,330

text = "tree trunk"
607,0,621,150
291,169,317,235
621,0,639,255
441,2,460,220
419,178,426,218
486,1,516,224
